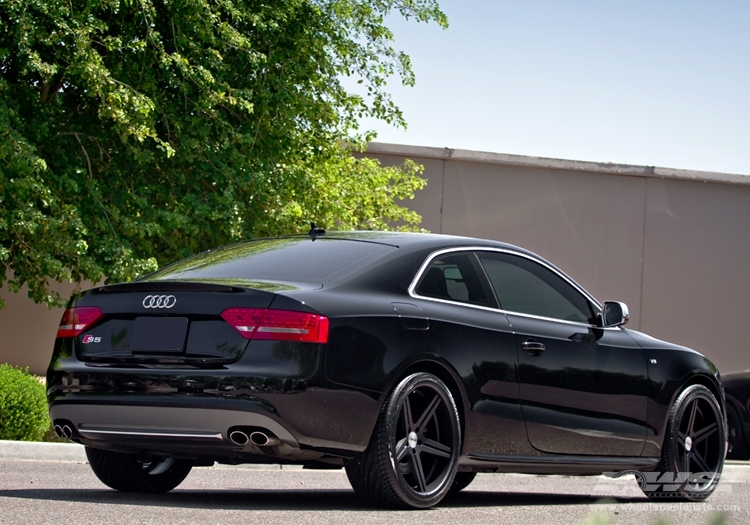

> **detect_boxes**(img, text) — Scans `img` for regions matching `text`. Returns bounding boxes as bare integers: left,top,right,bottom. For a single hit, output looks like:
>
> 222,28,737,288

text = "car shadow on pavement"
0,488,646,511
443,491,647,507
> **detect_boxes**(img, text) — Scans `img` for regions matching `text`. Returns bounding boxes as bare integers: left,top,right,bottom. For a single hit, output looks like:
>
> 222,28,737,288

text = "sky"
354,0,750,175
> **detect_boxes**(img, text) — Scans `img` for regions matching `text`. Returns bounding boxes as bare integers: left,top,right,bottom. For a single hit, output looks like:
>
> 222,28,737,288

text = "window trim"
409,247,607,329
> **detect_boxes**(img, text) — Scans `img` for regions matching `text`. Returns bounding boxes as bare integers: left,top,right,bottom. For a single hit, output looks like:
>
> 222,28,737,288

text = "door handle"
522,339,546,355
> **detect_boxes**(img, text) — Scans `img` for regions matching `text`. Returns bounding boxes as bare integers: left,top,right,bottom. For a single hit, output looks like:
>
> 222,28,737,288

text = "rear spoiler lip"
97,278,322,295
98,281,243,294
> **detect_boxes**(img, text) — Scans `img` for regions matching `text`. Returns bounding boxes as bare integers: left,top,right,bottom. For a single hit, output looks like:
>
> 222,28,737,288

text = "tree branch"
40,80,64,103
62,132,119,241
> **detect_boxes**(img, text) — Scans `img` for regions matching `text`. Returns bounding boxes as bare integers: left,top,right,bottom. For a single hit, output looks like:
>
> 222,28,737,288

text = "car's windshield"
142,237,397,284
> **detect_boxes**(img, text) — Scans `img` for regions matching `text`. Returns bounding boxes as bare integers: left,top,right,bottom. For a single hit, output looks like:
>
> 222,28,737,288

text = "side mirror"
602,301,630,327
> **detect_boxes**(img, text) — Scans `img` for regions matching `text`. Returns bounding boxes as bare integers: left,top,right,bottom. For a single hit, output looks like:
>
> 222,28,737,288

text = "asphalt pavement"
1,440,748,525
3,439,750,477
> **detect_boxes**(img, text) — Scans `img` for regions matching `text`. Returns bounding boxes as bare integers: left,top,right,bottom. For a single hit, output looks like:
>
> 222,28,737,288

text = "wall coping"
366,142,750,186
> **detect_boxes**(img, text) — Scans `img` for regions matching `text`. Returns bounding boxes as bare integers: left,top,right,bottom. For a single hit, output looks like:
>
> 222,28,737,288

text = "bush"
0,364,50,441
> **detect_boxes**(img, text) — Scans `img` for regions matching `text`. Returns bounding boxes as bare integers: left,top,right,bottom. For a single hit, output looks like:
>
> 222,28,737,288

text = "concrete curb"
0,440,87,462
0,440,294,469
2,440,749,478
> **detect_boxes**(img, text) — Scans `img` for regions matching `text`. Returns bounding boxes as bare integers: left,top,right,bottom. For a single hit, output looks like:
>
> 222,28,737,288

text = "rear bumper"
50,403,299,446
49,388,380,463
47,334,382,463
50,401,310,462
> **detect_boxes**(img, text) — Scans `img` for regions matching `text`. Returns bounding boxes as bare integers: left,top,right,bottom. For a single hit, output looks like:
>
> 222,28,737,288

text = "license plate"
131,317,189,352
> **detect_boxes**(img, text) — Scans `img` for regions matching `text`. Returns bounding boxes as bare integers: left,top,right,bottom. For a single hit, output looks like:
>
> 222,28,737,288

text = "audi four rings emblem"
142,295,177,309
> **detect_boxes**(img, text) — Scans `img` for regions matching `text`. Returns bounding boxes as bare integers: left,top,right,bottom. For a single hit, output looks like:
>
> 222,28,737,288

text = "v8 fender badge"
82,335,101,344
143,295,177,309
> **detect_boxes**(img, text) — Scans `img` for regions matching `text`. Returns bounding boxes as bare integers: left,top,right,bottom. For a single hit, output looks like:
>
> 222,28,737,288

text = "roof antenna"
308,222,326,240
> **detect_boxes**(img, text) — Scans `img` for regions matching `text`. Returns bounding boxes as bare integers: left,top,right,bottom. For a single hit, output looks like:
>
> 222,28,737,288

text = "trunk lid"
69,281,280,365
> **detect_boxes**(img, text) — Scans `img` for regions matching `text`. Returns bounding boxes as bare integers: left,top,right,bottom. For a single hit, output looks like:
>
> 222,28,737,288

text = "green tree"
0,0,447,308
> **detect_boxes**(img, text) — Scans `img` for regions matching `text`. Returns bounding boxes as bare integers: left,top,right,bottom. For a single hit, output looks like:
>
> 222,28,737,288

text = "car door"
410,250,531,456
475,250,649,457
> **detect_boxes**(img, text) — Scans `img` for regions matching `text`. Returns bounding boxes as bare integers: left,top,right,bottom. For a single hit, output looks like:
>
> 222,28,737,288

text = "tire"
86,447,192,493
345,373,461,509
643,385,725,501
726,403,750,460
449,471,477,493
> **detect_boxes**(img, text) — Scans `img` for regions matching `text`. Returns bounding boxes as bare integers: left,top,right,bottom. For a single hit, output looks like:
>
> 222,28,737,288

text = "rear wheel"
643,385,725,501
346,373,461,509
86,447,192,493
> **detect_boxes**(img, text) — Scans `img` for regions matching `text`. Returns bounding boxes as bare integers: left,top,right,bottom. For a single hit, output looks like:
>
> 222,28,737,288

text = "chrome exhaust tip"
53,425,64,438
250,431,280,447
61,425,73,439
229,430,249,446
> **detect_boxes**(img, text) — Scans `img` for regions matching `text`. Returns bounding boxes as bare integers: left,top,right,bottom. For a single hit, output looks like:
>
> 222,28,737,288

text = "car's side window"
476,251,595,323
416,253,489,306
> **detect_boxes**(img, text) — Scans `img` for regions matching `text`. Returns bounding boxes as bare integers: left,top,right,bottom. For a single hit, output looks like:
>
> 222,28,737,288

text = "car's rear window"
143,238,397,284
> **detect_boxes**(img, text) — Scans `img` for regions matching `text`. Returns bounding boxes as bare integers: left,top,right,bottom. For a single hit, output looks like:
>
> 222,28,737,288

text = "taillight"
57,307,104,338
221,308,329,343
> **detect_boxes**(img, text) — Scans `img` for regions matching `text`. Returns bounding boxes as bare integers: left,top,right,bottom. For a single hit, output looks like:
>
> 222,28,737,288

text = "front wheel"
644,385,725,501
346,373,461,509
86,447,192,493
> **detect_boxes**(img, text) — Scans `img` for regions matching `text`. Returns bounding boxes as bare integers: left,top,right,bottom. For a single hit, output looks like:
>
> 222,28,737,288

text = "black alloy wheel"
345,372,461,509
644,385,725,501
86,447,193,493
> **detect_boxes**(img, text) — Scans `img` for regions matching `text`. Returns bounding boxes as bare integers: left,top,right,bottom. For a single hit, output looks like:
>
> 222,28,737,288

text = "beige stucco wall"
0,279,87,375
639,178,750,371
367,143,750,375
2,142,748,376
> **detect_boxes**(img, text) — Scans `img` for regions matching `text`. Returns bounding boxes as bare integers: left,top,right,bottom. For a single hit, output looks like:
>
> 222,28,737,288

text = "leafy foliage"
0,0,446,307
0,364,50,441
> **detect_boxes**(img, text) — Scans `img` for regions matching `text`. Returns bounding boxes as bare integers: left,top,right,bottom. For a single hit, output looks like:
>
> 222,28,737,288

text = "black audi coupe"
47,231,726,509
724,370,750,460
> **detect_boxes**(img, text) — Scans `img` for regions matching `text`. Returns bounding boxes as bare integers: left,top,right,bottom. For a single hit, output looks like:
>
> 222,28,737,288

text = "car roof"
302,231,532,254
138,231,544,292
